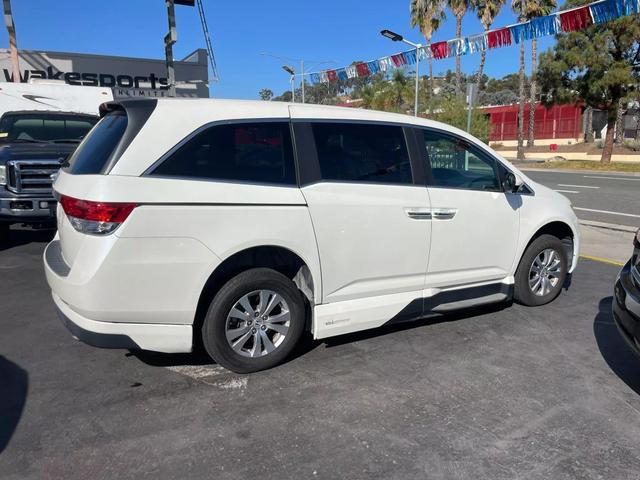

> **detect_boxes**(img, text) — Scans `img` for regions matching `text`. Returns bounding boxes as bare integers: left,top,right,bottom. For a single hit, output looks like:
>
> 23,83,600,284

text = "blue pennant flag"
367,61,380,74
509,22,534,43
309,73,321,84
336,68,348,81
403,50,417,65
530,14,559,37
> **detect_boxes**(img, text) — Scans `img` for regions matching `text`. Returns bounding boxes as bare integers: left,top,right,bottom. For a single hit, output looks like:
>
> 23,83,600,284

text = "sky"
0,0,560,99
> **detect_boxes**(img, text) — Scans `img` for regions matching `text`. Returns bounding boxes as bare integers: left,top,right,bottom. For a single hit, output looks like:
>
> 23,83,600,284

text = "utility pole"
164,0,178,97
164,0,196,97
3,0,20,83
466,83,478,133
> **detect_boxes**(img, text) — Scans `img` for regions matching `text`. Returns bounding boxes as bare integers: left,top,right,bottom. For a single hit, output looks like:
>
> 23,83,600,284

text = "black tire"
202,268,306,373
514,234,568,307
0,223,10,243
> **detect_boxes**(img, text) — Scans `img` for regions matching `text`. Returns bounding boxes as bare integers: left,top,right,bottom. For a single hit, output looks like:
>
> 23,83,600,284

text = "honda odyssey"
44,99,580,372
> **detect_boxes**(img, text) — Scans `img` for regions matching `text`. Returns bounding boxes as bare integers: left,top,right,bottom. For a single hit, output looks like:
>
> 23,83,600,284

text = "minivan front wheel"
202,268,305,373
514,234,568,307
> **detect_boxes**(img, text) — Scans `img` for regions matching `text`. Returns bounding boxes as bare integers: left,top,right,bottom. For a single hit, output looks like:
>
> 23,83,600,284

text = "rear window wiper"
49,139,81,144
7,138,49,143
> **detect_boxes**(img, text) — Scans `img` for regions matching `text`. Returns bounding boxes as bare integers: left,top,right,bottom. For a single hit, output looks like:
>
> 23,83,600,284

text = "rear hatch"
54,100,156,267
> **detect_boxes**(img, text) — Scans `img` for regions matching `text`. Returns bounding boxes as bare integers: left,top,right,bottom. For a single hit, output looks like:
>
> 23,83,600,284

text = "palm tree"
513,0,556,146
512,0,527,160
471,0,506,100
448,0,471,95
410,0,446,97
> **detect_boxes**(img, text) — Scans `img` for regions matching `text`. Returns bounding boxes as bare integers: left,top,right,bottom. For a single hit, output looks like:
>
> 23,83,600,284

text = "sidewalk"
578,222,634,266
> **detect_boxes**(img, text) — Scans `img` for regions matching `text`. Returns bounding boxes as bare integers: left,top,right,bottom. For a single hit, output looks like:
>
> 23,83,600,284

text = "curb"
517,167,640,176
578,220,637,233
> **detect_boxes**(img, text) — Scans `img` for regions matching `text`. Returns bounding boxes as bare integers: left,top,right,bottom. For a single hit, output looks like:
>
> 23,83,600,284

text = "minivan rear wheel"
514,234,568,307
202,268,305,373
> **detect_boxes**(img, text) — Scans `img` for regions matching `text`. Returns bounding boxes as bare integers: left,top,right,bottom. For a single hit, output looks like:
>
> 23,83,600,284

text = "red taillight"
60,195,137,235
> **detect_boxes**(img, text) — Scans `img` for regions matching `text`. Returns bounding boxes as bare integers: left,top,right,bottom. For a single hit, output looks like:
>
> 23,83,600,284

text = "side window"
311,122,412,184
151,122,296,185
422,130,501,192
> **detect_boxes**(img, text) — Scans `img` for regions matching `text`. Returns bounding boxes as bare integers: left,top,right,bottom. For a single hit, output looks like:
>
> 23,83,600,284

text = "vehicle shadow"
593,296,640,395
0,355,29,454
0,227,55,252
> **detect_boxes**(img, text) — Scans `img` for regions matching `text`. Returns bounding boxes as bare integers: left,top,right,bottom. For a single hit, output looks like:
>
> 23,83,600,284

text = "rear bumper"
612,261,640,356
53,291,193,353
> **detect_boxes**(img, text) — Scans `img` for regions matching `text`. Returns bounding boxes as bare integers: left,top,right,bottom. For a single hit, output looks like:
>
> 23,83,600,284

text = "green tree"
538,0,640,163
471,0,506,100
258,88,274,101
512,0,557,146
374,70,415,113
428,94,491,141
410,0,446,95
448,0,471,94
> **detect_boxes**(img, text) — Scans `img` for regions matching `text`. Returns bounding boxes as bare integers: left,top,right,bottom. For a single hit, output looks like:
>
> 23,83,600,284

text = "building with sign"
0,48,209,98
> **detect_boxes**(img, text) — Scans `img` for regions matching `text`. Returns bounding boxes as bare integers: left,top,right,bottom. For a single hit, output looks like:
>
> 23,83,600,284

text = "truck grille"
6,160,62,194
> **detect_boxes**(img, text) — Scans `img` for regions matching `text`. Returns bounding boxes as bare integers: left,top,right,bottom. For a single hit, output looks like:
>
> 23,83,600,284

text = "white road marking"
584,175,640,181
554,189,579,193
558,184,600,189
166,364,226,380
573,207,640,218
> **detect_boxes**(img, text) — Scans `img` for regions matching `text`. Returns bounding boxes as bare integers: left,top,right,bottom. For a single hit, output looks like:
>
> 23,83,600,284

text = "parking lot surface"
1,229,640,480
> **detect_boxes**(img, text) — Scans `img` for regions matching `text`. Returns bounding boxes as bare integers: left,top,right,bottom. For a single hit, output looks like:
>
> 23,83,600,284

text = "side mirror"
503,172,520,193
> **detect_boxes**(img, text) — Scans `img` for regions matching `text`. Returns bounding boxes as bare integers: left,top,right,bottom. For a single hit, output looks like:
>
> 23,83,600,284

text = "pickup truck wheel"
514,234,568,307
202,268,305,373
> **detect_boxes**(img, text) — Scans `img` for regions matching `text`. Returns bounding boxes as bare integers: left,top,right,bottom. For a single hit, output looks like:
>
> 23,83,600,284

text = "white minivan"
44,99,580,372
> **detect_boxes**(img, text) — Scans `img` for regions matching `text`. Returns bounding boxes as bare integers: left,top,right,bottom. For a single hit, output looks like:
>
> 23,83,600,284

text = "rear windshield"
0,113,97,144
65,112,128,174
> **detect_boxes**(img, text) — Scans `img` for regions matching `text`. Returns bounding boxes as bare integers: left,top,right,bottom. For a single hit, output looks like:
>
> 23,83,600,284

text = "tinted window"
311,123,412,184
422,131,501,191
0,113,97,143
66,112,128,174
151,122,296,185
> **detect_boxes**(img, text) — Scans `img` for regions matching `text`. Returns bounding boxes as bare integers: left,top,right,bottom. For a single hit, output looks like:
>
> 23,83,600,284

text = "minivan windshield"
64,111,128,174
0,113,98,144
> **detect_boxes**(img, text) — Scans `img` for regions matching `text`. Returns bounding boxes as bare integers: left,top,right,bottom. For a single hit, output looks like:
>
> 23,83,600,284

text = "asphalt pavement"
522,169,640,227
1,230,640,480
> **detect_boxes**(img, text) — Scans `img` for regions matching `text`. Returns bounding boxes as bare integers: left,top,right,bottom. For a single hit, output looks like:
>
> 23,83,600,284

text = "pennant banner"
306,0,639,84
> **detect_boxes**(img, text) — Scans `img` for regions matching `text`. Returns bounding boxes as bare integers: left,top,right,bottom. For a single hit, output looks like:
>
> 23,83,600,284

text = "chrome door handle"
404,208,432,220
432,208,457,220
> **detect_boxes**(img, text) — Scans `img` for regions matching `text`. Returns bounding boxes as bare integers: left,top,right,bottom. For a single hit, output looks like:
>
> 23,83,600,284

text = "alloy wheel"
528,248,562,296
225,290,291,358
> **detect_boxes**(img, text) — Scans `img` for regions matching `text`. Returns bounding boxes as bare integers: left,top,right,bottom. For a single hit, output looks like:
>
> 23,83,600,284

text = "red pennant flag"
356,62,370,77
327,70,338,82
391,54,407,67
487,28,512,49
559,6,591,32
430,41,449,60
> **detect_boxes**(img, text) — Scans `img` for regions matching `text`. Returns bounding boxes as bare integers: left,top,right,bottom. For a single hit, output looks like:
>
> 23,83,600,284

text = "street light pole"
282,65,296,103
300,59,305,104
261,53,336,105
380,29,422,117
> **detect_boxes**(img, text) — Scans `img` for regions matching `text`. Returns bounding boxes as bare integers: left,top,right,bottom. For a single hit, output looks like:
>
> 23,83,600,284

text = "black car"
613,228,640,356
0,110,98,240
